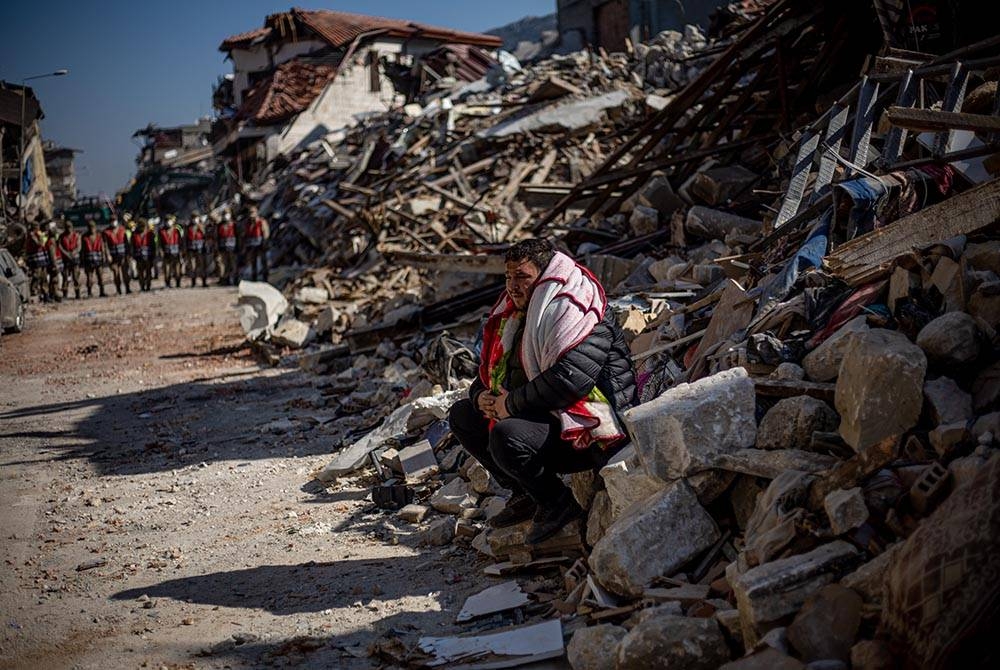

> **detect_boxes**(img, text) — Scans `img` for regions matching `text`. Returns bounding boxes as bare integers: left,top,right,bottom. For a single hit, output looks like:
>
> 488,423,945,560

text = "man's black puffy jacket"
470,311,638,419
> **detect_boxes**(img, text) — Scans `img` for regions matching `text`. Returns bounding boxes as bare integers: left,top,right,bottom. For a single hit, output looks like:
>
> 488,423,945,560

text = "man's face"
505,259,541,310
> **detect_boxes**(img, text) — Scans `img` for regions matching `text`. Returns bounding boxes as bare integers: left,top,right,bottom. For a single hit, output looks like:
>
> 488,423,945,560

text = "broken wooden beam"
382,250,506,274
824,177,1000,286
886,106,1000,134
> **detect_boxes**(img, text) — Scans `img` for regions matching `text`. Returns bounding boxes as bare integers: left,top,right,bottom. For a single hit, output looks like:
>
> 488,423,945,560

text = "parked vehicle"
0,247,28,333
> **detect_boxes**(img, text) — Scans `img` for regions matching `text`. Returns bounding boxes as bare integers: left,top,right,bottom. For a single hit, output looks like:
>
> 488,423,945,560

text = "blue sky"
0,1,554,199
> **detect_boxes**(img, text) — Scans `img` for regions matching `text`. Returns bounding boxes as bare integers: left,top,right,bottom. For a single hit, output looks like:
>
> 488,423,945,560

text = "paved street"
0,288,480,669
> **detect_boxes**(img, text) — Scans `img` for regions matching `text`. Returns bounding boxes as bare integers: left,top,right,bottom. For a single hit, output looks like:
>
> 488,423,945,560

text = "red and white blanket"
479,251,626,450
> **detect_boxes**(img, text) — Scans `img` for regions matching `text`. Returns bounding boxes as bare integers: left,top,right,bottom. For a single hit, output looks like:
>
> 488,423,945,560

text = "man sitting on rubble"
449,238,637,544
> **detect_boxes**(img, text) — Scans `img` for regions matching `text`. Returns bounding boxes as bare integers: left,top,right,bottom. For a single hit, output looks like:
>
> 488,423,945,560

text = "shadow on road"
0,366,347,477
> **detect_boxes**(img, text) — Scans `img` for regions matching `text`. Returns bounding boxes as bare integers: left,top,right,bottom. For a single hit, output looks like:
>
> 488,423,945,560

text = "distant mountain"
485,13,559,62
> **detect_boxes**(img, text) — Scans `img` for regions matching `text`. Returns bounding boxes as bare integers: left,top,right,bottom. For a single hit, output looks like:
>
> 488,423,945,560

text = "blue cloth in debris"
835,176,888,236
756,208,831,317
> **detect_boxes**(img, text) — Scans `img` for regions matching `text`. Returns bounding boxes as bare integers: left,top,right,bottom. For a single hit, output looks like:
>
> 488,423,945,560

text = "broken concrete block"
850,640,895,670
635,173,683,215
622,367,756,481
715,608,746,652
689,469,737,505
719,648,805,670
478,496,507,522
568,470,596,510
929,421,969,456
731,541,861,643
629,205,660,236
598,445,665,519
715,448,837,479
295,286,329,304
690,165,758,206
929,256,966,312
787,584,862,662
418,517,455,546
757,396,839,451
590,480,719,597
909,461,951,515
692,262,726,285
888,266,920,314
237,280,288,337
585,489,612,547
923,376,973,425
973,411,1000,442
271,318,315,348
398,439,439,483
685,206,762,241
964,240,1000,274
772,362,806,381
835,329,927,451
840,543,900,605
314,305,339,335
624,602,683,628
466,461,496,495
566,623,627,670
823,487,868,535
801,315,869,382
429,478,477,515
972,360,1000,412
398,503,430,523
969,280,1000,325
617,615,729,670
916,311,981,367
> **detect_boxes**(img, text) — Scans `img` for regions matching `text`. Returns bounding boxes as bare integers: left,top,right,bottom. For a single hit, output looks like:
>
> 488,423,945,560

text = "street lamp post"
17,69,68,221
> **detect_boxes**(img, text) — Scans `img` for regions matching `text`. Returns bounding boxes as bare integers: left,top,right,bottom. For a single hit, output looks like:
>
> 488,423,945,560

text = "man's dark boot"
525,493,583,545
488,493,537,528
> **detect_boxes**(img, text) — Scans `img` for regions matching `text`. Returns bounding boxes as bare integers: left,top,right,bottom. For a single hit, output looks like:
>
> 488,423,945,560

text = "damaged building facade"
211,8,502,183
0,81,53,227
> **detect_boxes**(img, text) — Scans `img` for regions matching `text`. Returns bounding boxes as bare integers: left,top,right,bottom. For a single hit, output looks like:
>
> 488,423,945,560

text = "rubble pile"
220,1,1000,667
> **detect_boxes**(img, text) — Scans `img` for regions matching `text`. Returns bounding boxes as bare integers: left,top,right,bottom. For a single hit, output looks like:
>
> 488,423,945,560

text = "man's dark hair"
505,238,555,271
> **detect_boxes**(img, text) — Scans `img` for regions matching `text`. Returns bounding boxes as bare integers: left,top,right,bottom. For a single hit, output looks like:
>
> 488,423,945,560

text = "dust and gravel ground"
0,286,488,669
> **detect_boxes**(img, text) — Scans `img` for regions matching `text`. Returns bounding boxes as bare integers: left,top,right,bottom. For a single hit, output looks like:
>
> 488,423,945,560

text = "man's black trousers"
448,398,617,506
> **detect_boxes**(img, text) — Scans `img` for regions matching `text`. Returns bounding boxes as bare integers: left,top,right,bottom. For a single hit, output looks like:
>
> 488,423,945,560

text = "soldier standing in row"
43,225,63,302
131,219,155,292
58,220,82,300
81,220,107,297
103,218,130,295
159,216,183,288
24,220,50,300
242,205,269,282
185,214,210,288
216,210,238,286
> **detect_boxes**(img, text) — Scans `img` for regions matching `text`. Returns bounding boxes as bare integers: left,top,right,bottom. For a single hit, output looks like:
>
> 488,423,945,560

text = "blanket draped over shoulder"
479,251,626,450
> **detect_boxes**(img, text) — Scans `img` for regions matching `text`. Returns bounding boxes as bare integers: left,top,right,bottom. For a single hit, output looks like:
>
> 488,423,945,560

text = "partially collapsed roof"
237,60,338,125
219,7,503,53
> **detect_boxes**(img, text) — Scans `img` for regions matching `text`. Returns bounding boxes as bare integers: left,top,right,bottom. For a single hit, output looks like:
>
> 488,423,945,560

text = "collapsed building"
173,1,1000,666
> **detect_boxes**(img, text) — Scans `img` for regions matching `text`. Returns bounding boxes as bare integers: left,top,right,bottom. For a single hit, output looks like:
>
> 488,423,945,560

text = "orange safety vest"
160,227,181,256
83,234,104,266
245,217,266,248
132,230,154,261
59,231,81,262
104,227,128,259
186,225,206,253
44,236,63,269
217,221,237,250
26,233,49,268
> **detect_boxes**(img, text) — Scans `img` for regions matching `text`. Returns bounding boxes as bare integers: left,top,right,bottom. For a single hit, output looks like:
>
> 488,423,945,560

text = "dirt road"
0,287,483,669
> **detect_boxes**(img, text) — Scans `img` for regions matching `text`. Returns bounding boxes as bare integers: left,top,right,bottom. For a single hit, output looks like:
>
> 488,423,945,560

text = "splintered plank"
824,178,1000,286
